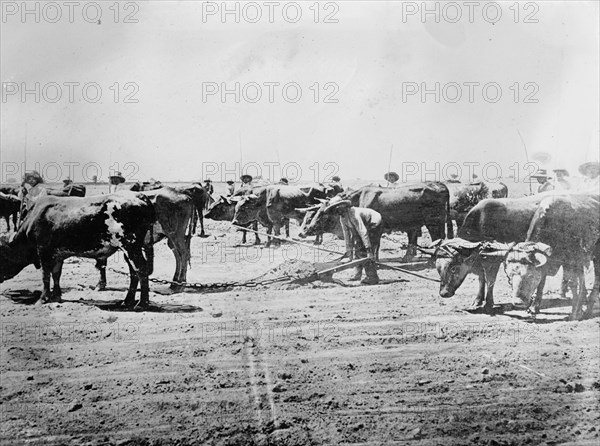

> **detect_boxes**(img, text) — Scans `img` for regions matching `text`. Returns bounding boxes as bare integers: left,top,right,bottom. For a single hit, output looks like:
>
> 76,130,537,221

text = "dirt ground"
1,213,600,445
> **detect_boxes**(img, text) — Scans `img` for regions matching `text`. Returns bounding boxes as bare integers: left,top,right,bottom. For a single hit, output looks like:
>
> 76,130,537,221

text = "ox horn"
295,204,321,212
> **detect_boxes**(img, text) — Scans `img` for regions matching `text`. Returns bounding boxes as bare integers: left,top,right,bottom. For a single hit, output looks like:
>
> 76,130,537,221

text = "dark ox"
0,193,154,308
341,182,453,258
0,193,20,231
431,192,562,313
232,185,326,246
204,192,284,245
504,194,599,320
445,181,508,227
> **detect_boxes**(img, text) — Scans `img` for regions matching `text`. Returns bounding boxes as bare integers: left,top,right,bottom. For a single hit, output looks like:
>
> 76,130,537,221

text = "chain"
106,266,296,290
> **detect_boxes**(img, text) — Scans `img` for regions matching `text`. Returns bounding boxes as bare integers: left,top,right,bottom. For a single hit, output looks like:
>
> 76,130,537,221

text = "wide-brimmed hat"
331,175,341,182
449,173,459,179
324,196,352,213
384,171,400,183
109,172,125,185
23,171,44,185
279,177,289,184
240,174,253,183
63,177,72,184
226,180,234,185
578,161,600,175
204,179,212,183
553,169,569,176
530,169,548,179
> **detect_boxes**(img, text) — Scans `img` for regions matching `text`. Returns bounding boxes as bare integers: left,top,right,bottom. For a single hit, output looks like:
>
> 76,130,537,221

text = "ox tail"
445,188,454,239
144,224,154,276
187,203,198,268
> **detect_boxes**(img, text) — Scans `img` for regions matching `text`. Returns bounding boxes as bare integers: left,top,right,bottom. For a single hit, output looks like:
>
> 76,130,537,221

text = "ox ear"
532,252,548,267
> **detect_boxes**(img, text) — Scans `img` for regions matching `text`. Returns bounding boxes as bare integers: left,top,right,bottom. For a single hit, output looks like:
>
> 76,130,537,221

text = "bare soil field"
1,211,599,446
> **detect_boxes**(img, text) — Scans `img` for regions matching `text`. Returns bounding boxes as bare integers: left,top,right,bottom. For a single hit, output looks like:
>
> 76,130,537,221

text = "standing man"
323,196,383,285
552,169,571,191
18,171,47,223
108,171,126,193
240,174,253,190
578,161,600,193
226,180,235,197
531,169,554,193
203,179,214,195
329,175,344,195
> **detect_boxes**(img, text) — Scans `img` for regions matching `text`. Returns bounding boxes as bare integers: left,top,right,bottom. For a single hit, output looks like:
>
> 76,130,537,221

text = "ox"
232,185,326,246
0,193,155,308
0,193,20,231
504,194,600,320
341,182,453,258
97,186,204,292
431,192,564,313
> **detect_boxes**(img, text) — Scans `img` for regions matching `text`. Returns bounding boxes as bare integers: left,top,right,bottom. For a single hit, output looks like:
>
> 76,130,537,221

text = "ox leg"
314,233,322,246
482,260,502,313
130,248,150,309
122,254,139,308
12,213,17,230
95,259,107,291
38,255,54,304
253,222,261,245
469,262,486,310
241,230,248,244
404,231,418,260
3,215,9,231
50,261,64,301
285,219,290,238
569,272,586,321
529,274,547,315
167,238,185,292
586,256,599,317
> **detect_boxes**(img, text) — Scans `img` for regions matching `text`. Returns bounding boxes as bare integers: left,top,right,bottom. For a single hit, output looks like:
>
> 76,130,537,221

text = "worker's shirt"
20,184,47,210
537,182,554,194
339,207,382,256
226,184,235,196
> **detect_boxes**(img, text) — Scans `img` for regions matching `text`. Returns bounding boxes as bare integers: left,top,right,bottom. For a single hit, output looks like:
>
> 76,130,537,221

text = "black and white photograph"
1,1,599,444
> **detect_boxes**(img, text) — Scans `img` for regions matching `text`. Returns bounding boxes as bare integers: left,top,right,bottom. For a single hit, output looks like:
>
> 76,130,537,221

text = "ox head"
232,194,261,226
435,239,511,298
435,239,482,298
504,242,552,304
296,202,326,238
204,195,236,221
0,233,36,283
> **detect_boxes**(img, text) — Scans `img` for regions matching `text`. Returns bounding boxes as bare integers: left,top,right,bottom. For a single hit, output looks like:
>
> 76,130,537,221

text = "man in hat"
578,161,600,193
226,180,235,197
278,177,289,185
108,171,126,193
203,179,214,196
324,196,382,285
240,174,253,190
19,171,47,218
329,175,343,195
384,171,400,187
531,169,553,194
552,169,571,191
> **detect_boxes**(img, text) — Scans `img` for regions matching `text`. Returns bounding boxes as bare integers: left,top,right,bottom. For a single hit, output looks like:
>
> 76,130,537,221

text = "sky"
1,1,598,184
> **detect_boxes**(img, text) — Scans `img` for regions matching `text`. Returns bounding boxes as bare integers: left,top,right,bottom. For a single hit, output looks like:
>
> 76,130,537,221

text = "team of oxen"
0,179,598,320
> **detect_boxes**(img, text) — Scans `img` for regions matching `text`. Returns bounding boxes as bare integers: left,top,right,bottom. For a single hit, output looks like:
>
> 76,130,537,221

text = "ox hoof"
134,301,150,311
121,299,136,309
95,282,107,291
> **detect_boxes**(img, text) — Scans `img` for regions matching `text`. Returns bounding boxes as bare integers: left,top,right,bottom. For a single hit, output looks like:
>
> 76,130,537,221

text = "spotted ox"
504,194,600,320
0,193,155,308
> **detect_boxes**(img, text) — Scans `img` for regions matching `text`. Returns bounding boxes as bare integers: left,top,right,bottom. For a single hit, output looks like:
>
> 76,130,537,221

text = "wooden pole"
516,128,533,195
386,144,393,186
